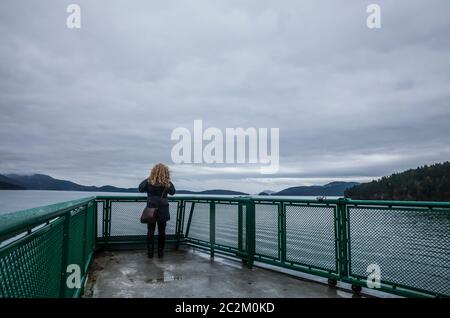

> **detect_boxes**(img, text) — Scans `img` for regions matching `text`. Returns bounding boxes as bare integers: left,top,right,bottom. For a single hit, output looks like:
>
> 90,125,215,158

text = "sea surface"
0,190,333,215
0,190,141,214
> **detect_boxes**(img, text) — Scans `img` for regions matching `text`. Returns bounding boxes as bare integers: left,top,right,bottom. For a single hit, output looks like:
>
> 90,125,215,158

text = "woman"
138,163,176,258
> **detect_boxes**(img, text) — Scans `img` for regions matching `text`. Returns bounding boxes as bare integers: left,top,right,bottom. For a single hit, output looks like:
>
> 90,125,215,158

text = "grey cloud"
1,0,450,193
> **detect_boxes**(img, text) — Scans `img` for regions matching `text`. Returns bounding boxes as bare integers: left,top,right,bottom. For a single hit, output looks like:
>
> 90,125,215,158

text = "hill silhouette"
345,162,450,201
273,182,359,196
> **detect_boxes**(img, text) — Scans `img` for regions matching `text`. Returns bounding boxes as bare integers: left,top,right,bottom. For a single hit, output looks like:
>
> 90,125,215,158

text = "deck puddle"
146,271,183,284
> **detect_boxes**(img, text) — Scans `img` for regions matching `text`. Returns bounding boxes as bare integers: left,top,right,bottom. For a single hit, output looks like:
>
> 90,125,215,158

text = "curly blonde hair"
148,163,171,188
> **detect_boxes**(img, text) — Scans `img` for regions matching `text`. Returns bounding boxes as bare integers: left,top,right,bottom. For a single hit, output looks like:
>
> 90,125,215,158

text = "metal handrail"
0,196,95,242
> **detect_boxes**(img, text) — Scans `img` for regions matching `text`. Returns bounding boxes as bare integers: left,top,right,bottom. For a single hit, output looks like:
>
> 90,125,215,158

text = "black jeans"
147,221,167,254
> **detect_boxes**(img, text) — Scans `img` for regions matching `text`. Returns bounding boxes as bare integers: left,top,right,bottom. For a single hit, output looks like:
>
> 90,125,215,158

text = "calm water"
0,190,142,215
0,190,331,215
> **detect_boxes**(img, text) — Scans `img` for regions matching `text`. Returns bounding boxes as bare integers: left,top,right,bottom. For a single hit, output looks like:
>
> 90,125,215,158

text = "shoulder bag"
140,187,166,224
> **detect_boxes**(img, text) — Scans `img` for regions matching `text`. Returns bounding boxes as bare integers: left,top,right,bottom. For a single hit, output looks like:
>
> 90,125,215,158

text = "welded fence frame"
95,195,450,298
0,197,97,298
253,198,449,298
1,195,449,298
251,198,341,281
339,199,450,298
95,196,186,250
176,197,255,265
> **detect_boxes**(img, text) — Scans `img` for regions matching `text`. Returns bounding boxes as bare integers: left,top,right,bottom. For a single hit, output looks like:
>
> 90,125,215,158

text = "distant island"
5,162,449,200
0,173,358,196
0,173,138,193
261,182,359,196
0,174,27,190
0,173,249,195
345,161,450,201
177,189,248,195
258,190,276,196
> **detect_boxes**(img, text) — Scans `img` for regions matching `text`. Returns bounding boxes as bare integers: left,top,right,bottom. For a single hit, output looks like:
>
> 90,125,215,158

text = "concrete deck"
84,247,355,298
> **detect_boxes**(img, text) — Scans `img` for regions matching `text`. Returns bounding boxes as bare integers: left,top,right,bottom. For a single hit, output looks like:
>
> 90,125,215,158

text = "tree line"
345,161,450,201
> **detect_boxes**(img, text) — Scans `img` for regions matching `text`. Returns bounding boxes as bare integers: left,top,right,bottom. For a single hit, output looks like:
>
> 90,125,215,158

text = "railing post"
179,200,186,236
333,202,340,280
279,202,287,263
94,200,98,248
101,200,106,245
59,210,71,298
174,201,180,248
103,199,112,250
245,198,256,268
338,198,349,279
238,204,243,252
185,202,195,238
210,201,215,258
82,204,88,274
175,200,185,250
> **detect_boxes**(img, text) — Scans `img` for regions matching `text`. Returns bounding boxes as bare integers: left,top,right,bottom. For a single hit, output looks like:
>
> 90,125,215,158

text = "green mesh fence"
180,199,249,257
254,203,279,259
346,204,450,297
1,195,449,298
188,202,211,243
185,197,449,297
0,197,96,298
68,209,86,266
94,196,449,297
85,203,96,262
94,197,182,248
215,204,239,249
285,203,338,273
109,201,178,236
250,200,340,278
0,219,64,297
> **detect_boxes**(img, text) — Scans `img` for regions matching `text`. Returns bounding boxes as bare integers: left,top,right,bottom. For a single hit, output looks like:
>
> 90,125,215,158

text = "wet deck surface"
85,247,355,298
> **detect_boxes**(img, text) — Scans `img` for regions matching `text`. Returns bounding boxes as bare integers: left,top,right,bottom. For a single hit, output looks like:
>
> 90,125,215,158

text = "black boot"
147,238,154,258
157,236,165,258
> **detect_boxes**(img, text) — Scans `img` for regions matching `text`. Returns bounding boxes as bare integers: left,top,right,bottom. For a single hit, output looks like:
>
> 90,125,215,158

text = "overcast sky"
1,0,450,193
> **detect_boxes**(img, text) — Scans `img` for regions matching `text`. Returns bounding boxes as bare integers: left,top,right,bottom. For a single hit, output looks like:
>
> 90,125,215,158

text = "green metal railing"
0,197,97,297
1,195,449,298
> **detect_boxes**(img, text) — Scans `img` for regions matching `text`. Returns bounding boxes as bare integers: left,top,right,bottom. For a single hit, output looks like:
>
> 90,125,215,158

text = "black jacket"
138,179,176,222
